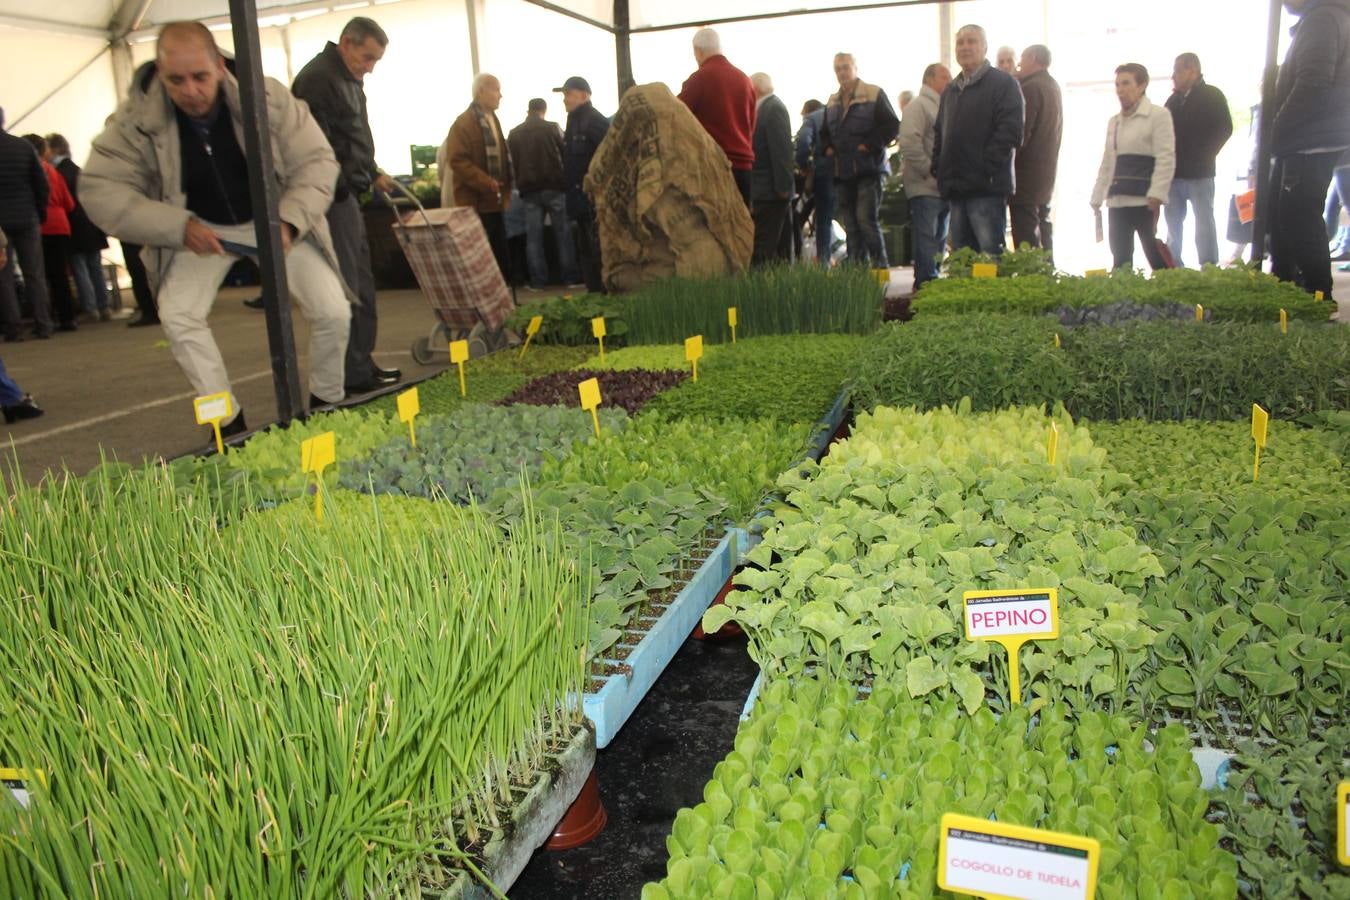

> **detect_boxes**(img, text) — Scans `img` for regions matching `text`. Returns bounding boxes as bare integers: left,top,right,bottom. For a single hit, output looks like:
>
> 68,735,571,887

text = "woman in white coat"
1091,63,1176,271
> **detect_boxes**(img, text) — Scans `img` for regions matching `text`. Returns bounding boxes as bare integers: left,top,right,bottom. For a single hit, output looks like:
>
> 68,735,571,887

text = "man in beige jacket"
82,22,351,434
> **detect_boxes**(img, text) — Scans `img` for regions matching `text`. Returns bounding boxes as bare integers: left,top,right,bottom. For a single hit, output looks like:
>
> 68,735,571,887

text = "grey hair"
1025,44,1052,67
472,72,499,97
751,72,773,94
899,90,915,104
956,24,987,44
340,16,388,47
692,28,720,54
997,45,1016,58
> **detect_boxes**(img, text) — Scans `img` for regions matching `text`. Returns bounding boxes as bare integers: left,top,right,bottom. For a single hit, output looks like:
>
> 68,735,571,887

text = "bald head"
751,72,774,98
156,21,226,119
156,21,219,62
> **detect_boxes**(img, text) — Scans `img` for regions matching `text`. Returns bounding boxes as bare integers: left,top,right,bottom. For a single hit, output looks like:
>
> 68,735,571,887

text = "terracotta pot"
692,572,745,641
546,769,607,850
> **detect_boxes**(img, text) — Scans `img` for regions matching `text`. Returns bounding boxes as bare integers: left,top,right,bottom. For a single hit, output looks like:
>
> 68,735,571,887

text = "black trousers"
1271,151,1341,300
478,211,510,283
41,233,77,327
0,223,53,336
733,169,752,208
328,195,379,386
120,241,158,320
752,197,792,266
1009,202,1053,259
1108,206,1168,271
573,210,605,293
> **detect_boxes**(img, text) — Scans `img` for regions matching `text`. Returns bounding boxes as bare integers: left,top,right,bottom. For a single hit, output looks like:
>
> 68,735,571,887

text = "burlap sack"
584,83,753,292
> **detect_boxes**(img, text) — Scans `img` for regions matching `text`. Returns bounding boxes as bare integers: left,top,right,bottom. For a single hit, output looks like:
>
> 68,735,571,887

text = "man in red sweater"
678,27,756,207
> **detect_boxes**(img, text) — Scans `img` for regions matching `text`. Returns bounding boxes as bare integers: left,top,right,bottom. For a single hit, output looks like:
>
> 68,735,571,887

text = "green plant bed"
506,292,631,347
644,680,1237,899
363,371,531,418
472,343,596,377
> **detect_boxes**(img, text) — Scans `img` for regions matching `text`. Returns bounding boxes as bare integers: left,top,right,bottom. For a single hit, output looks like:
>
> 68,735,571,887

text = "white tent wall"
0,28,118,165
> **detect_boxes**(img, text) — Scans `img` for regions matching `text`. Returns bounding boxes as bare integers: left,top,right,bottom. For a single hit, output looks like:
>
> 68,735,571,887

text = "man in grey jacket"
898,63,951,290
750,72,795,265
83,22,351,434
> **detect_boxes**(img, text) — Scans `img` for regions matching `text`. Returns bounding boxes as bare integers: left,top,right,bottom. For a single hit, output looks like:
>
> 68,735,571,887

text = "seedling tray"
447,720,596,898
585,528,747,748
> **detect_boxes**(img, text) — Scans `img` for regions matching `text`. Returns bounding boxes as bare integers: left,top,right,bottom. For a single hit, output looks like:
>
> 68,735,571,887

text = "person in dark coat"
933,24,1025,256
508,98,581,289
291,16,401,395
820,52,900,267
26,134,78,332
750,73,795,265
47,134,111,321
557,76,609,293
1010,45,1062,258
1269,0,1350,300
795,100,834,265
0,107,53,341
1163,54,1233,268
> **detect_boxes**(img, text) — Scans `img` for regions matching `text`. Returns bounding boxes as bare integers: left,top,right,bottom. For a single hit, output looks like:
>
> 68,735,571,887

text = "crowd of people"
0,0,1345,434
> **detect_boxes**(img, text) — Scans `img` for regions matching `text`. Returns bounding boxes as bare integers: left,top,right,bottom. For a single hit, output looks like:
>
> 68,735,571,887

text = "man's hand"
373,173,398,195
1147,197,1162,213
184,218,224,255
857,143,869,152
824,148,834,157
487,177,501,196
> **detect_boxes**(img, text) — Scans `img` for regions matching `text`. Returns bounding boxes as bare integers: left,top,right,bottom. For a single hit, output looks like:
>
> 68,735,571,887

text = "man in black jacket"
0,106,53,341
932,24,1024,256
1163,54,1232,268
508,98,581,290
557,76,609,293
1270,0,1350,300
750,72,795,265
292,16,400,395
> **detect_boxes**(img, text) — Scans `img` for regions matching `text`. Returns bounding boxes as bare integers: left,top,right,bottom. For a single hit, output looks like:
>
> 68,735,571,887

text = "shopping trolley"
389,186,519,364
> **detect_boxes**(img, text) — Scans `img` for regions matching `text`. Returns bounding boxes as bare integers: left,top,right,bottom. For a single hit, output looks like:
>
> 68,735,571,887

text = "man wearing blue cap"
556,76,609,292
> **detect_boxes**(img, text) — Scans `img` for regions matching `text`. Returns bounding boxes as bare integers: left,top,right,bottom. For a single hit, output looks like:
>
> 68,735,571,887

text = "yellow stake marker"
964,589,1059,707
578,377,602,438
592,316,607,362
1047,422,1060,466
1315,290,1325,302
1280,308,1288,334
449,339,470,397
1195,303,1205,322
1336,781,1348,866
972,262,999,279
519,315,543,359
685,334,704,382
1054,332,1062,349
397,387,420,448
0,767,49,810
1084,268,1108,278
728,306,738,343
193,391,234,455
938,813,1100,899
300,431,336,522
1251,403,1269,482
874,268,891,285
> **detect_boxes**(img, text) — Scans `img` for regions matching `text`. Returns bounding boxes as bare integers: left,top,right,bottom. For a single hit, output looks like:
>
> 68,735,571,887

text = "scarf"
474,103,505,183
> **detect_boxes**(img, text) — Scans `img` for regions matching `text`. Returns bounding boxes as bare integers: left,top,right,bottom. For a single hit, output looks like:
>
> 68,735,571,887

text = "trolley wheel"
411,336,435,365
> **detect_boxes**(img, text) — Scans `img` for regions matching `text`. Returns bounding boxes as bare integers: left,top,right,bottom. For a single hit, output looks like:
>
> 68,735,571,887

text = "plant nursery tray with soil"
584,528,748,748
497,368,686,415
442,720,597,899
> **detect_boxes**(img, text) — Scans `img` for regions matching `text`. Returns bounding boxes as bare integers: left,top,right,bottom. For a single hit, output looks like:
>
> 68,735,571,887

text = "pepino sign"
964,589,1058,641
938,813,1099,900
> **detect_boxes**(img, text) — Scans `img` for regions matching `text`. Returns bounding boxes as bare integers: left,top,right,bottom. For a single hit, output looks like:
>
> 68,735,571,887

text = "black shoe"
3,395,44,424
4,333,22,343
219,411,247,439
56,321,78,333
344,377,392,397
31,330,51,340
372,365,402,382
310,392,344,410
243,296,265,310
127,315,160,328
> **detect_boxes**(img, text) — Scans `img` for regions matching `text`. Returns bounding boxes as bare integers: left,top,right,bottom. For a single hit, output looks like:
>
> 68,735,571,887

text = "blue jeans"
949,195,1006,255
1324,164,1350,249
813,171,836,265
522,190,580,287
0,354,22,406
70,250,109,313
1165,177,1219,267
835,175,886,267
909,195,950,289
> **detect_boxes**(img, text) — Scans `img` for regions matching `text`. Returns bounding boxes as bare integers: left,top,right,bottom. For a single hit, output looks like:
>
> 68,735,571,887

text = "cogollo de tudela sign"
939,812,1099,900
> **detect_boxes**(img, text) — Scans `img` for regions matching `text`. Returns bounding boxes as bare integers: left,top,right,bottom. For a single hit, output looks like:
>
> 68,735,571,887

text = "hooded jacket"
1272,0,1350,156
82,63,347,297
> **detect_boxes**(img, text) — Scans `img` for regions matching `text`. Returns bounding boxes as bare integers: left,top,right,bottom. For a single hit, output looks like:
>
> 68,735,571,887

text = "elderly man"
899,63,952,290
750,73,794,265
678,28,757,205
291,16,400,396
1011,44,1063,257
556,76,609,293
0,106,53,341
821,52,900,267
932,24,1025,256
82,22,352,435
1163,53,1233,268
996,46,1017,75
446,73,514,278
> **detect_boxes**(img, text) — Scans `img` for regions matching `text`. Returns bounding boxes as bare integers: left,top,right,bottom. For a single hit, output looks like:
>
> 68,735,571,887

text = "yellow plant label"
591,317,606,339
526,315,543,337
1084,268,1108,278
1251,404,1269,448
1337,782,1348,866
397,387,420,448
1,767,48,810
1280,308,1288,334
193,392,233,425
938,812,1099,900
685,335,704,382
972,263,999,279
449,340,470,364
1315,290,1324,302
301,431,336,476
727,307,738,328
578,377,601,411
875,268,891,284
1047,422,1060,466
1054,333,1062,349
964,589,1059,707
1195,304,1204,322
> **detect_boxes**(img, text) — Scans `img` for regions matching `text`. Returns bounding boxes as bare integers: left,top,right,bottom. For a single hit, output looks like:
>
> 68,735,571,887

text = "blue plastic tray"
585,528,747,749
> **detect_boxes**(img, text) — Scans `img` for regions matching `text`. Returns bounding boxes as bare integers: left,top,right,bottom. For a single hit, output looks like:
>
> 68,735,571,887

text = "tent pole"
1251,0,1282,266
614,0,634,97
939,1,953,69
228,0,305,424
466,0,482,76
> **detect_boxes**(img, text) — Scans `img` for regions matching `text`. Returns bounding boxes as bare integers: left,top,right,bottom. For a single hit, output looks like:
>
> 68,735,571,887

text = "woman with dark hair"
1090,63,1176,271
23,133,79,331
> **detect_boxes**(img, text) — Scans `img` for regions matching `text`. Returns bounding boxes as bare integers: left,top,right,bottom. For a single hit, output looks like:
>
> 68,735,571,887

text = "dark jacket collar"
321,42,361,84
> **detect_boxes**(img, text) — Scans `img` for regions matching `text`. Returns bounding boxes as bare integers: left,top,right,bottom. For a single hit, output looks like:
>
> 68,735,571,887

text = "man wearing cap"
557,76,609,293
291,15,401,396
508,98,580,291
